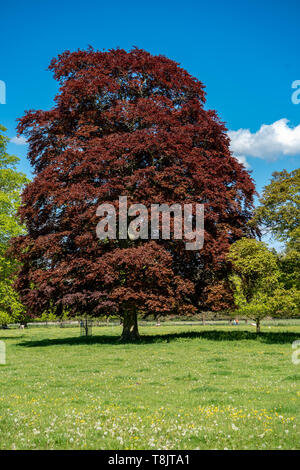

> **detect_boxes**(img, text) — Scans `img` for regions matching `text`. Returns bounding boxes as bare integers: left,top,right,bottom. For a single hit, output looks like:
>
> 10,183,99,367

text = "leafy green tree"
0,125,28,326
231,279,299,333
268,287,300,319
0,282,23,326
254,169,300,290
0,125,28,247
277,248,300,290
254,169,299,246
228,238,280,333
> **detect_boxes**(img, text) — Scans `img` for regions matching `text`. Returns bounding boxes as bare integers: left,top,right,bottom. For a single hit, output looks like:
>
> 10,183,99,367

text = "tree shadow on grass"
17,329,300,348
0,334,26,341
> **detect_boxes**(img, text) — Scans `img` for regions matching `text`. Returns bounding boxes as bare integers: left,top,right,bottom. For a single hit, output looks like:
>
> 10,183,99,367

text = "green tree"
268,287,300,319
254,169,300,291
228,238,280,333
0,125,28,326
277,248,300,290
0,282,23,326
254,169,299,246
230,280,299,333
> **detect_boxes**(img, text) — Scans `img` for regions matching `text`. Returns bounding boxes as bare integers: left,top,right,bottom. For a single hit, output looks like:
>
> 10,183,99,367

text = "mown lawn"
0,324,300,449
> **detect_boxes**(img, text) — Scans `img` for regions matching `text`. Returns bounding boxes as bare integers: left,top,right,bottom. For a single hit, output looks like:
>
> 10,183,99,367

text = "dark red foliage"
201,281,235,312
12,47,256,324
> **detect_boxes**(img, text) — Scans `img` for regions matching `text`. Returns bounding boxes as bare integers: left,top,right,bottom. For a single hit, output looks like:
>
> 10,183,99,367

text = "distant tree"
0,125,28,326
12,48,256,340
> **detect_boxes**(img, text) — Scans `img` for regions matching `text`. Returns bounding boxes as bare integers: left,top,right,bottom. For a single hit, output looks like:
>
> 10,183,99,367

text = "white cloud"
233,154,250,168
10,136,27,145
228,119,300,167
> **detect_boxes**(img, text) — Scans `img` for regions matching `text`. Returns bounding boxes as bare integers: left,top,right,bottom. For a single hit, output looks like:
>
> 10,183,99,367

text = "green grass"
1,324,300,449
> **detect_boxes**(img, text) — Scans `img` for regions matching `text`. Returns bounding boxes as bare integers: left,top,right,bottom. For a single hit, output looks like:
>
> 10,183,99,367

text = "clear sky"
1,0,299,202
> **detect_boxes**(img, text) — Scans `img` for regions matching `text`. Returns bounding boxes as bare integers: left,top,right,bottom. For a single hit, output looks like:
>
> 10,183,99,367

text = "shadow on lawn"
18,329,300,347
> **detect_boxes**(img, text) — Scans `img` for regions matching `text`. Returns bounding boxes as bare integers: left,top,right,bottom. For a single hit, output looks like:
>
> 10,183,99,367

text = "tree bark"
256,318,261,334
120,307,140,341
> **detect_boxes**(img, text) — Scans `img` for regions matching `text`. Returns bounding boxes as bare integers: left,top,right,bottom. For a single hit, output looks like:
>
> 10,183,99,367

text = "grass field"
1,324,300,450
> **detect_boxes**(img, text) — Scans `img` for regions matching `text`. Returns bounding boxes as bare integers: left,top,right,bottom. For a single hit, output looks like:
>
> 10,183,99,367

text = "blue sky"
1,0,299,201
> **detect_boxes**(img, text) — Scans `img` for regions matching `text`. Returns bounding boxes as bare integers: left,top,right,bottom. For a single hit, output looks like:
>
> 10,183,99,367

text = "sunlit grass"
0,324,300,449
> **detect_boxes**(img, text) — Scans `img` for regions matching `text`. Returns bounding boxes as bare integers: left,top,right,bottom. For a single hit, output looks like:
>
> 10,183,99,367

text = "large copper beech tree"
12,48,255,340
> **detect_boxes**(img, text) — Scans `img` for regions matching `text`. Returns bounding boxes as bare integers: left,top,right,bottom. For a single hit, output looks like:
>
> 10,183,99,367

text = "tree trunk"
256,318,261,334
202,313,206,325
120,308,140,341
